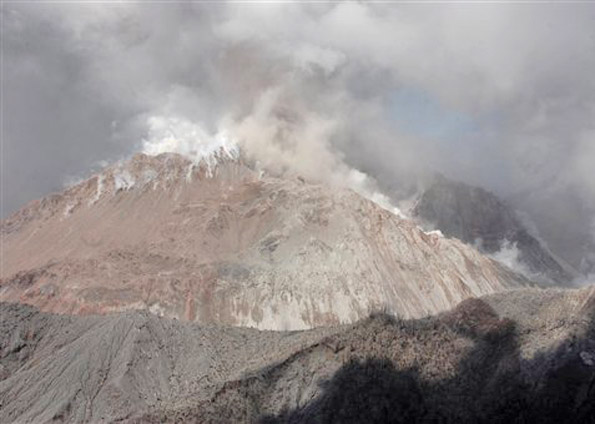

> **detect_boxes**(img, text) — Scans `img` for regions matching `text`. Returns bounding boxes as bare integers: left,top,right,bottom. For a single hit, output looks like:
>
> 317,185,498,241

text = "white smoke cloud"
141,90,405,217
3,2,594,272
488,240,537,282
142,116,239,165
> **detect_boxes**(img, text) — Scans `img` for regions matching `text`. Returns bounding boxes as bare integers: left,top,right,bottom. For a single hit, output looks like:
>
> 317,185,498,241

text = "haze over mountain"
3,3,595,283
1,3,594,423
412,175,579,286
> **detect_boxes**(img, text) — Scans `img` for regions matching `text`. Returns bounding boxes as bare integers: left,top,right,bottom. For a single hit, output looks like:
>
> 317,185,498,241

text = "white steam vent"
142,116,240,174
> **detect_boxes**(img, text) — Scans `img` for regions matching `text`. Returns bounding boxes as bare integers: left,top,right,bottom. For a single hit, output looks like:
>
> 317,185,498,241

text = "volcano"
1,152,529,330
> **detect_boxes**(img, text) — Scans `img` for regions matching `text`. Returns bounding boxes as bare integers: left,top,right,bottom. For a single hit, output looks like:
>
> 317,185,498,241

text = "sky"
2,1,595,273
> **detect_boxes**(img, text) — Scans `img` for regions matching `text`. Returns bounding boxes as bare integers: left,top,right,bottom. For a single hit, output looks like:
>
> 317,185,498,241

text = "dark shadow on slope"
261,298,595,424
261,358,425,424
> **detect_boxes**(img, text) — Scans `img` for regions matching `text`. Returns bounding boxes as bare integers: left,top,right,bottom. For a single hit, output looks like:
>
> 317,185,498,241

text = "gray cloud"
2,2,595,273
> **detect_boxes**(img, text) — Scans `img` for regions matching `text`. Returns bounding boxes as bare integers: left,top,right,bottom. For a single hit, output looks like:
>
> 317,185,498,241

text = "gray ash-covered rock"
2,286,595,423
412,175,577,286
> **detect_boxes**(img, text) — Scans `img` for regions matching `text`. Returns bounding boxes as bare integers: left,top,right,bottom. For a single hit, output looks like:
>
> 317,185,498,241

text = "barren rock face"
1,153,529,330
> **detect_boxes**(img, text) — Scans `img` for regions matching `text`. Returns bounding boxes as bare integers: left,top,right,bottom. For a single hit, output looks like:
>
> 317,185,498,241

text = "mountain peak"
0,149,247,237
412,175,578,286
0,158,530,330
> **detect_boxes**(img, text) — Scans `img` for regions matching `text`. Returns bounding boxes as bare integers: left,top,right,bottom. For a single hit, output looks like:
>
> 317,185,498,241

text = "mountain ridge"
412,175,578,286
2,286,594,423
1,153,529,330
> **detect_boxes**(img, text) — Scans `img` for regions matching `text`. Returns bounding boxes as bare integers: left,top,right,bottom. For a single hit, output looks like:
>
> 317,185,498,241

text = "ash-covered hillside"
1,287,594,423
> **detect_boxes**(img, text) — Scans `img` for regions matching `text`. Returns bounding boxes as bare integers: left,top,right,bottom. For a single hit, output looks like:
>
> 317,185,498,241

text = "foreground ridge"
1,287,594,423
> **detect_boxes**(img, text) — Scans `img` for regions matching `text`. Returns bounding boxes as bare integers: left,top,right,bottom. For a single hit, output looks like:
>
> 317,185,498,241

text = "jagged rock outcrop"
1,154,529,330
412,175,577,286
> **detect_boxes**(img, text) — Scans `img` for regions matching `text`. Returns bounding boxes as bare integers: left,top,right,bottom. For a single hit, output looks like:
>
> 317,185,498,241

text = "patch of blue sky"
388,86,478,141
387,86,510,187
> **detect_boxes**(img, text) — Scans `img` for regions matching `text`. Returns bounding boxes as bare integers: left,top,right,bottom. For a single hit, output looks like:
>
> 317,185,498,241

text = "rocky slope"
1,153,529,330
1,286,594,423
0,302,336,423
412,175,577,286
